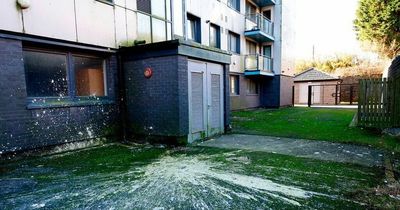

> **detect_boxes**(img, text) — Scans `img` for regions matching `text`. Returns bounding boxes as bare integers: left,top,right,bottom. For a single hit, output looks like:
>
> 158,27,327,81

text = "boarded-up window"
74,56,105,97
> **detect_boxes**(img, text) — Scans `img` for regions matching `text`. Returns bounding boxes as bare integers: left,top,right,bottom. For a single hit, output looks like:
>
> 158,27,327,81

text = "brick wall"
260,75,280,108
279,75,294,107
0,38,120,153
230,74,261,110
123,55,189,141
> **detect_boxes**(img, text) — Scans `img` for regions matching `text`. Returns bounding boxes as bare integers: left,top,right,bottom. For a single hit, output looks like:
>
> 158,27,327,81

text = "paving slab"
198,134,385,167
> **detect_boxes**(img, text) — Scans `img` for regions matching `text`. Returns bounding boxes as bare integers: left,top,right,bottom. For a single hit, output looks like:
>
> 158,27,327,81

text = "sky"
294,0,376,60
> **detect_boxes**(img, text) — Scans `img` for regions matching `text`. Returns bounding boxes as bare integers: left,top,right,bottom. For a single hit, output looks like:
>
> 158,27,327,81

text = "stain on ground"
0,143,393,209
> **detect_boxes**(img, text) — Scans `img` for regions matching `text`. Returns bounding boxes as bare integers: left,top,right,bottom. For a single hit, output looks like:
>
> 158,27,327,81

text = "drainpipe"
117,53,128,141
183,0,187,40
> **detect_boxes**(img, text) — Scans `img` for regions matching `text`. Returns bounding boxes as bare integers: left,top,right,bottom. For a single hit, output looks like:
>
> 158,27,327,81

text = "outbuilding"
120,39,231,144
294,68,341,105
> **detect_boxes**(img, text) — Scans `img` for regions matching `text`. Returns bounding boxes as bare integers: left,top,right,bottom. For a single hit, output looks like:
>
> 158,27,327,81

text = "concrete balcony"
244,54,274,76
251,0,276,7
244,13,274,43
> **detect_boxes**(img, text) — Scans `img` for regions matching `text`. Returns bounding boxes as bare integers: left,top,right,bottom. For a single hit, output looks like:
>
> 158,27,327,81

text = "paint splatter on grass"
0,144,391,209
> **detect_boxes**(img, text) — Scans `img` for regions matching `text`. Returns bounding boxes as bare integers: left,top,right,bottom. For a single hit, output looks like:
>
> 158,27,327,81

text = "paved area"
198,134,385,167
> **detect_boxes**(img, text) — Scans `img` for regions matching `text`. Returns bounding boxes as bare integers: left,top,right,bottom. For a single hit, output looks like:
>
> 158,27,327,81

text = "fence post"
350,86,354,105
358,80,362,126
292,85,295,106
335,85,338,105
308,85,312,107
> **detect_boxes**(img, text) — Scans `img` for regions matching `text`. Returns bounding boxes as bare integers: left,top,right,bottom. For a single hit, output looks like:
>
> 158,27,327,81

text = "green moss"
101,124,121,140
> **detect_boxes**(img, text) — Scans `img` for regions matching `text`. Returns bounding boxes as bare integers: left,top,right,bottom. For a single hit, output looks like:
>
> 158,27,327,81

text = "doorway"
188,60,224,142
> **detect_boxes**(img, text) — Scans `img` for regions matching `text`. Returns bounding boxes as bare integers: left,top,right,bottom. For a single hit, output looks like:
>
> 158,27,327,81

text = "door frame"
206,62,224,137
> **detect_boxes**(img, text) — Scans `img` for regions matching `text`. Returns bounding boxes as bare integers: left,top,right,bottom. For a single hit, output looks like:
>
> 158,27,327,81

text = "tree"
295,55,355,73
354,0,400,59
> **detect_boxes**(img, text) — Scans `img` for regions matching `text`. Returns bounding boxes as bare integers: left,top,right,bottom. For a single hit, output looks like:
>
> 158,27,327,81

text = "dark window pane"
187,14,201,43
228,0,240,11
137,0,151,13
246,40,257,54
247,79,259,94
210,24,220,48
74,56,105,97
230,75,239,95
228,32,240,53
23,51,68,97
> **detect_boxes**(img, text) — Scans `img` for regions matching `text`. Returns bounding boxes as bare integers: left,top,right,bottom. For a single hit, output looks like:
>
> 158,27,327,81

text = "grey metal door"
188,60,224,142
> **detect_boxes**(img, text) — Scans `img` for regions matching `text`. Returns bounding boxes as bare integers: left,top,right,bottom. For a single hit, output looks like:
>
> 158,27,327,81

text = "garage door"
188,60,224,143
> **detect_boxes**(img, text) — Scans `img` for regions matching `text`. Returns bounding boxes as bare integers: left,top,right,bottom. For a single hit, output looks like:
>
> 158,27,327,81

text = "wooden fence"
358,77,400,128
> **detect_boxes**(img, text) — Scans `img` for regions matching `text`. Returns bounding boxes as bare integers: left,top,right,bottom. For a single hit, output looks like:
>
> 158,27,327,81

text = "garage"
294,68,340,105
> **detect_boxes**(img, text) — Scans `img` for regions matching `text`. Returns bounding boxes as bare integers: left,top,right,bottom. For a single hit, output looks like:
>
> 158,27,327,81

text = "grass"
1,144,397,209
231,107,400,153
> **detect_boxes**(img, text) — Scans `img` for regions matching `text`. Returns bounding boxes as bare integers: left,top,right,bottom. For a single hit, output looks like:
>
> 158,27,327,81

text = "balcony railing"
244,54,274,74
245,13,274,38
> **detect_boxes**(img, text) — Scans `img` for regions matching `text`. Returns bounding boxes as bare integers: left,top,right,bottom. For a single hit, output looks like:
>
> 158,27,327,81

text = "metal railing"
244,54,273,74
245,13,274,37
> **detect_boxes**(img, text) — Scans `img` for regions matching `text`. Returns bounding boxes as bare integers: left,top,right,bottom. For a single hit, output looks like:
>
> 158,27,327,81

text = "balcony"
244,54,274,76
251,0,275,7
244,13,274,43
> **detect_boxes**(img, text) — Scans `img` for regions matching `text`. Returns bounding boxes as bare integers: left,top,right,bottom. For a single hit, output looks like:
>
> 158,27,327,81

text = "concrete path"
198,134,385,167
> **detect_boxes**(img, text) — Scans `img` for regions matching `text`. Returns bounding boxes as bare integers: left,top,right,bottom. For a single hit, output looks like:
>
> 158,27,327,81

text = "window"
74,56,105,97
263,9,272,20
23,49,108,106
209,24,220,49
230,75,240,95
246,40,257,54
187,14,201,43
136,0,172,44
228,0,240,12
247,79,259,95
228,32,240,54
137,0,151,14
24,51,68,97
245,2,257,15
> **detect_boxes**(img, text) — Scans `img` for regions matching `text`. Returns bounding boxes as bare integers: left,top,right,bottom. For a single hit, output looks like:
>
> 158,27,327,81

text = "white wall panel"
75,0,116,48
0,0,23,33
22,0,76,41
115,6,128,46
126,10,137,42
126,0,137,11
114,0,126,8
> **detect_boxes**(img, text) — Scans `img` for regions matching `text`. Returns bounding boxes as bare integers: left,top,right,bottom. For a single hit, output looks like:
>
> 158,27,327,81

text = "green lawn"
231,107,400,153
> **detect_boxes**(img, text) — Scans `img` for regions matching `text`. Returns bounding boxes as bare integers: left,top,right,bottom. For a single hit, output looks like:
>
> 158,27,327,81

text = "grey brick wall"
0,38,120,154
123,55,189,141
